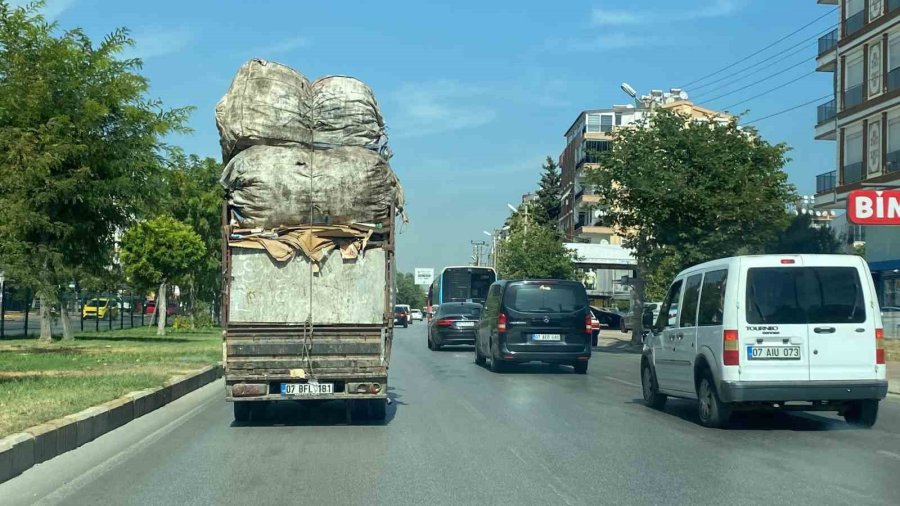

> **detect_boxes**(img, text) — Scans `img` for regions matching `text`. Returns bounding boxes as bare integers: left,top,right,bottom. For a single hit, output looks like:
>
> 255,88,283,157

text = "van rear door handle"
813,326,836,334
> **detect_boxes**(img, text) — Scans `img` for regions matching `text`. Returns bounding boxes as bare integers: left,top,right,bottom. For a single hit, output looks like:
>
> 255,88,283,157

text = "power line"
721,71,819,110
743,94,833,125
679,7,838,89
689,33,822,94
699,64,817,104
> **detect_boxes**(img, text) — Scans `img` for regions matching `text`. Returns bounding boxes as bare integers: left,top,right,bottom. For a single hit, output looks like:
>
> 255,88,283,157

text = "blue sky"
27,0,837,273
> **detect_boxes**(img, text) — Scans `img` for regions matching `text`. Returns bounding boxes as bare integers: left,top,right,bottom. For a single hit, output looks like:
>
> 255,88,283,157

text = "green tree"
396,273,425,308
0,2,191,340
119,216,206,335
498,223,576,280
765,213,841,255
534,156,562,226
585,109,794,343
164,153,223,323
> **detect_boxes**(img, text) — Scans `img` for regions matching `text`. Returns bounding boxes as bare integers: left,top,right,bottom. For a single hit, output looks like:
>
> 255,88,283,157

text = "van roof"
679,254,866,277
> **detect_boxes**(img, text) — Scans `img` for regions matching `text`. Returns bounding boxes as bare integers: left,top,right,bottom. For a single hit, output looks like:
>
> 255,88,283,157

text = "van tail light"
723,329,740,366
498,313,507,332
876,328,885,365
585,314,593,334
437,318,454,327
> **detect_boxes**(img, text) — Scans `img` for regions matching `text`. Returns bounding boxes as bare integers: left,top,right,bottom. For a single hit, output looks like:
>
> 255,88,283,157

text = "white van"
641,254,887,428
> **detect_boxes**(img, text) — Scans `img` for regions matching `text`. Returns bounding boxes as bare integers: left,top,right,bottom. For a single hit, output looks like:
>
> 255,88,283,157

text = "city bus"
426,266,496,318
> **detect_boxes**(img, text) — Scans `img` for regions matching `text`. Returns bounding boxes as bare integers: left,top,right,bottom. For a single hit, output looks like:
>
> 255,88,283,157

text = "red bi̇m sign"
847,190,900,225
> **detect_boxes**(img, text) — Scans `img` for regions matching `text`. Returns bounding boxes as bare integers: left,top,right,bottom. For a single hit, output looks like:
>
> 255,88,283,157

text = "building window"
844,55,864,109
846,0,865,36
586,113,601,133
615,112,623,126
583,140,611,164
844,129,864,185
889,34,900,92
600,114,613,132
889,116,900,172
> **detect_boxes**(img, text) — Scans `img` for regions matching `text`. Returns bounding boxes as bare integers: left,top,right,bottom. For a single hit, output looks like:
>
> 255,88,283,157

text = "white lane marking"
603,375,640,388
34,393,219,506
458,397,488,421
508,447,529,465
878,450,900,461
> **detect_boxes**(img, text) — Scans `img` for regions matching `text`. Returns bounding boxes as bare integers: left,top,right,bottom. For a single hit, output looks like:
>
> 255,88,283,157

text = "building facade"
813,0,900,311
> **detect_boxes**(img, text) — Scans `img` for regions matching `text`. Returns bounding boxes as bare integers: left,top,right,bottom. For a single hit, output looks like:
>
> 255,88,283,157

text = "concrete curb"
0,364,222,484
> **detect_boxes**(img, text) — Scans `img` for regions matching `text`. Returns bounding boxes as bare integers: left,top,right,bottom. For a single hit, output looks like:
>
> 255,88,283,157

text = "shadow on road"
593,341,642,355
479,361,581,375
229,389,401,428
630,398,856,431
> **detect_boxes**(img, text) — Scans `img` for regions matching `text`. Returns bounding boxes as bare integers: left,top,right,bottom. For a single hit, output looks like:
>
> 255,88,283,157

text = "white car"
410,309,423,321
641,254,887,428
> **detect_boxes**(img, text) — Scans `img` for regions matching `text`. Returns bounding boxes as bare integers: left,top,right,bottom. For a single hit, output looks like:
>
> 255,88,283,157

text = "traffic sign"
414,268,434,286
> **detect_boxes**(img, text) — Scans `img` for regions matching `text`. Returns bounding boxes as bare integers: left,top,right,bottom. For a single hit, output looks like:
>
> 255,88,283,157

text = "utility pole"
470,241,487,267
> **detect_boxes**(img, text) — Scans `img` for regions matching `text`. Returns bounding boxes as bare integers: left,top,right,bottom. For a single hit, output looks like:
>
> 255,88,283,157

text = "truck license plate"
746,346,801,360
281,383,334,395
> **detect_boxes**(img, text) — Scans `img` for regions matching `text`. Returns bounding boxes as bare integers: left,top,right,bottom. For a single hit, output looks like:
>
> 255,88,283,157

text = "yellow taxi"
82,298,117,320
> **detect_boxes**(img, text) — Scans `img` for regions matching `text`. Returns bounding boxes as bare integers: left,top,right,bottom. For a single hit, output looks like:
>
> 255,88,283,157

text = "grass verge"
0,326,220,437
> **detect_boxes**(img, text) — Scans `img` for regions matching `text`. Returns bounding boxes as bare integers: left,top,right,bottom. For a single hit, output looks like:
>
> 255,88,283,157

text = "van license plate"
281,383,334,395
746,346,801,360
532,334,561,341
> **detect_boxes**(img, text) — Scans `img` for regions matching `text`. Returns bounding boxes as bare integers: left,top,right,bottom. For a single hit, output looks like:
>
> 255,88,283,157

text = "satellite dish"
678,90,689,100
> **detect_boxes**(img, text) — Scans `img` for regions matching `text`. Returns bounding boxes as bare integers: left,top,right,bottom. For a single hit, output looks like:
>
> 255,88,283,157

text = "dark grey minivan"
475,280,592,373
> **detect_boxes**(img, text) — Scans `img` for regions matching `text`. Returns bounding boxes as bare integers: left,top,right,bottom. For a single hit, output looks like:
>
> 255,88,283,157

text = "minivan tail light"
876,328,885,365
585,314,593,334
498,313,507,332
723,329,739,366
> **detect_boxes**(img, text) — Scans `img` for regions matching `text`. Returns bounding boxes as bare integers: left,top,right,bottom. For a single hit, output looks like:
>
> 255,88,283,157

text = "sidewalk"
595,330,900,396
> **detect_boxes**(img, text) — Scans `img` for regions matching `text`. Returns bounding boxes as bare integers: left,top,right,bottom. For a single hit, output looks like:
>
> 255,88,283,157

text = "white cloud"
591,0,742,26
252,36,310,57
389,80,497,138
122,26,194,61
8,0,76,20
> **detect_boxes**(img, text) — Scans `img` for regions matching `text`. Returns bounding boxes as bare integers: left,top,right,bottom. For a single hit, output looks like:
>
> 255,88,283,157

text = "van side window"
484,285,501,319
697,269,728,326
679,274,703,328
657,280,683,330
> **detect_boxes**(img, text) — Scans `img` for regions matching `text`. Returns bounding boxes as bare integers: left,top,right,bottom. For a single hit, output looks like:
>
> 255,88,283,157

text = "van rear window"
505,283,587,313
745,267,866,324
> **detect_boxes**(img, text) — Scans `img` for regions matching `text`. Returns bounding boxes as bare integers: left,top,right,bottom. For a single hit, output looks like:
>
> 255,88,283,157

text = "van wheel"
844,400,879,428
697,374,730,428
233,402,252,422
474,343,487,366
573,361,588,374
641,362,667,409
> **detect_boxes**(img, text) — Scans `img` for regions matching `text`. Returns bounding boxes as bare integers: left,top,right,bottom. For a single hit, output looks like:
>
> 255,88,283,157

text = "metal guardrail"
843,162,864,185
844,85,864,109
890,0,900,14
816,170,836,194
845,10,865,36
818,28,838,55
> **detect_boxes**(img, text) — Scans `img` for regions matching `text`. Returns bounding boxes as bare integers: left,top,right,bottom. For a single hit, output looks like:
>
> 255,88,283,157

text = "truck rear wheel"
233,402,252,422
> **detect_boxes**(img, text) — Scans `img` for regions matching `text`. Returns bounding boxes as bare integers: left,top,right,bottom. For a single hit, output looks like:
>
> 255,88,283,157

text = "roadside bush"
172,316,193,330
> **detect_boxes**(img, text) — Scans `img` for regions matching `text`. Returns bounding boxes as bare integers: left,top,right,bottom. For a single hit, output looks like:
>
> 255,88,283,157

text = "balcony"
843,162,864,186
843,84,864,110
887,150,900,173
844,10,865,37
889,67,900,92
891,0,900,13
818,29,838,56
816,170,836,194
817,99,836,124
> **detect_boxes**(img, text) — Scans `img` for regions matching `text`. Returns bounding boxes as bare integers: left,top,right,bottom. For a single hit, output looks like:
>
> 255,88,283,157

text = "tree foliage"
586,109,794,286
120,216,206,291
0,2,191,338
764,213,841,255
396,272,425,308
498,222,576,280
534,156,562,226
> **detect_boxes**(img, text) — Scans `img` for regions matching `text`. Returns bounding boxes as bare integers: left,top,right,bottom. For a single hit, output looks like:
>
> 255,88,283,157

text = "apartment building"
813,0,900,310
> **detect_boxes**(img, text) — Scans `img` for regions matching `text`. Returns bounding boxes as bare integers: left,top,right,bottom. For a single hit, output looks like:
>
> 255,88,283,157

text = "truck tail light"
723,329,739,366
437,318,453,327
876,328,885,365
585,314,592,334
498,313,507,332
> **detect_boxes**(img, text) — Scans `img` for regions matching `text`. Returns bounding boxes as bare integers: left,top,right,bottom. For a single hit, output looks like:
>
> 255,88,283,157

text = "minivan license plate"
532,334,561,341
746,346,801,360
281,383,334,395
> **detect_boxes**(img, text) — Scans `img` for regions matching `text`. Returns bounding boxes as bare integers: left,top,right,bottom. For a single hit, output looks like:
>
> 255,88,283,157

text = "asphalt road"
3,325,900,505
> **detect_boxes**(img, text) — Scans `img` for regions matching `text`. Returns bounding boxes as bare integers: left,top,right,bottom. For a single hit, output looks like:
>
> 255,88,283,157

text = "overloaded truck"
216,59,403,422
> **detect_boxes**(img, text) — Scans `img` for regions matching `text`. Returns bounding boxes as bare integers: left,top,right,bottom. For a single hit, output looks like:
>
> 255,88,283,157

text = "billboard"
414,268,434,286
848,190,900,225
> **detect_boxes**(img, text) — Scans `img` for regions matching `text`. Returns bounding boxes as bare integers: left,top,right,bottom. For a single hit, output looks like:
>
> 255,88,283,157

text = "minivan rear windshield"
505,283,587,313
746,267,866,324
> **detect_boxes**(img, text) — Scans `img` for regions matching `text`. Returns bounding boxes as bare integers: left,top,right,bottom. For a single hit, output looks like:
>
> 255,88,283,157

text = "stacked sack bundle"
216,59,402,232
